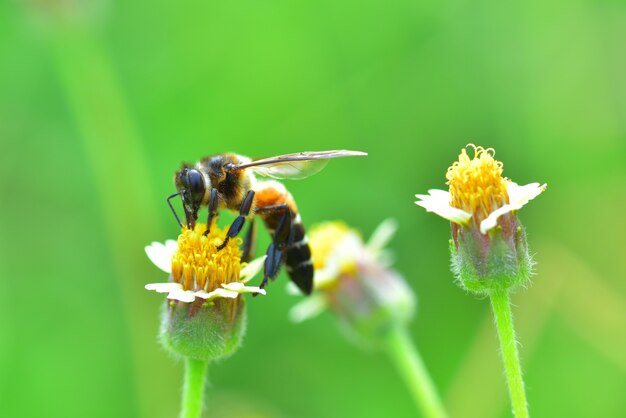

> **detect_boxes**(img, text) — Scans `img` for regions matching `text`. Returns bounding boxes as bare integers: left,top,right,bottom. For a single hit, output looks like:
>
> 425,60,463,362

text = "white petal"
145,241,174,273
240,256,267,283
415,189,472,224
366,218,397,254
310,232,362,290
313,265,340,289
167,288,196,303
286,282,303,295
480,205,515,234
145,282,182,293
376,249,396,268
164,240,178,256
415,189,452,203
193,290,212,299
222,282,267,295
289,294,328,323
194,288,239,300
427,189,453,199
480,182,546,234
507,182,546,207
333,232,364,262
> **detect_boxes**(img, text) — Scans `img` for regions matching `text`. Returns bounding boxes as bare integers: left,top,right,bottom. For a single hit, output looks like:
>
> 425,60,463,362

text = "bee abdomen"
284,215,314,295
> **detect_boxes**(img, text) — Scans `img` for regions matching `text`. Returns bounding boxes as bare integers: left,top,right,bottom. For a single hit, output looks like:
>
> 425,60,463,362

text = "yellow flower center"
309,222,350,270
309,221,350,270
171,223,243,291
308,221,361,283
446,144,509,222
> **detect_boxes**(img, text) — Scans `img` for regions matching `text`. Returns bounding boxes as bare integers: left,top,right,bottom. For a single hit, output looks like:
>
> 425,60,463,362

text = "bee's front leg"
216,190,255,249
203,188,219,236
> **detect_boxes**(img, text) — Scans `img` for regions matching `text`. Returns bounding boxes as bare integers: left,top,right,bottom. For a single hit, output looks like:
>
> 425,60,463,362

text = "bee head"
174,165,207,228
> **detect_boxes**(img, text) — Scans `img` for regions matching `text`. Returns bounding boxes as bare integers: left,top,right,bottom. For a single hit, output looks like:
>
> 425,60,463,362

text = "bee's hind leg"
217,190,255,249
260,242,283,291
254,204,292,295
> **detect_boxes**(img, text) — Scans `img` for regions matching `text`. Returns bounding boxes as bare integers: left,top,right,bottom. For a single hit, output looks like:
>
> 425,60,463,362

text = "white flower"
144,225,266,303
416,181,546,234
289,219,403,322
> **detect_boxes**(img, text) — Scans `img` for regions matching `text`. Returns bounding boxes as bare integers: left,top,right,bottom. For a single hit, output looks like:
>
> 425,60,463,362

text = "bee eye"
186,169,205,203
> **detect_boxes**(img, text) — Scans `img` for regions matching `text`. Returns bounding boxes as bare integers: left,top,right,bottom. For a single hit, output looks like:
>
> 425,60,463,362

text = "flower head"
415,145,546,294
145,223,265,361
145,223,265,303
290,219,415,347
416,145,545,234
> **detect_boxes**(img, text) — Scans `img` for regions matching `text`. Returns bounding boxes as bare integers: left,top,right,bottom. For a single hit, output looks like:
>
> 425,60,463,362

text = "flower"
289,219,415,346
415,145,545,234
144,223,266,361
415,144,546,294
145,224,266,303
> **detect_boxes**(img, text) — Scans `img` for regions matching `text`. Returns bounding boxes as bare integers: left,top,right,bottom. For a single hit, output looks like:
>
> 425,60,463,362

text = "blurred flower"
415,145,546,294
288,220,449,418
145,223,265,361
289,219,415,346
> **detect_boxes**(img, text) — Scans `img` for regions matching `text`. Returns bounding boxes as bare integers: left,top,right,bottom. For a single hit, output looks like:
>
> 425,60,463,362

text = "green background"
1,0,625,417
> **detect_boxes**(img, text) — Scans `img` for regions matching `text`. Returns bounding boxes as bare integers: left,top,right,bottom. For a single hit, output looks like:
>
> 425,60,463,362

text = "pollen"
446,144,509,222
171,222,243,292
309,221,350,270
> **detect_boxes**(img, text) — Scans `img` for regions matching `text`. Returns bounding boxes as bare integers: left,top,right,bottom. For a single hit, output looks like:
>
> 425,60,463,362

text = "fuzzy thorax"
446,145,509,225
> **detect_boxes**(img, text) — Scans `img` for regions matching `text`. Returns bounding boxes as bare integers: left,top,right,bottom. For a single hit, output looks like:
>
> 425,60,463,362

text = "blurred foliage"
1,0,625,417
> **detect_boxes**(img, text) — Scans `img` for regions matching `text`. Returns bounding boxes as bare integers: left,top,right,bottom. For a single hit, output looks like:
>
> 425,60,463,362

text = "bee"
167,150,367,295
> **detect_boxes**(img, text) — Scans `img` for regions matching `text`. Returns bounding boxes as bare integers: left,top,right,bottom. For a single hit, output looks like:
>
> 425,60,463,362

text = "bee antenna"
167,192,183,228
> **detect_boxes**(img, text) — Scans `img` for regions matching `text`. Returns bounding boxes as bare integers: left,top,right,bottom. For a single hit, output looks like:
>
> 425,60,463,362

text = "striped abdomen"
283,213,313,294
253,180,314,294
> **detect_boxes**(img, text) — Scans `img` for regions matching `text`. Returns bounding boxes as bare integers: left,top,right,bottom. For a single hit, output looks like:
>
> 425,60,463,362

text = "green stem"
384,325,449,418
180,359,208,418
490,291,529,418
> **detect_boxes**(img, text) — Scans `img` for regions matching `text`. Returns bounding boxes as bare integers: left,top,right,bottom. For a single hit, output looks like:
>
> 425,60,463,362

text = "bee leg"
217,190,255,250
167,192,184,228
203,188,219,236
259,242,283,291
254,205,291,294
241,219,256,262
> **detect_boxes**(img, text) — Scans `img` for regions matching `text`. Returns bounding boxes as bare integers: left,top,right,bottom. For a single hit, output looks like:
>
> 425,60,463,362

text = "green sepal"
159,298,247,362
450,223,534,296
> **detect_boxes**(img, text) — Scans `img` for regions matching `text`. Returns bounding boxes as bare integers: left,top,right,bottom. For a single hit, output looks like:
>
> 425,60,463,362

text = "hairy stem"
384,325,449,418
490,291,529,418
180,359,208,418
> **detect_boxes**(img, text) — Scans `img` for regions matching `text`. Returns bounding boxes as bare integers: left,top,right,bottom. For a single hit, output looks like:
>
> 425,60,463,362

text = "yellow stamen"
446,144,509,222
171,223,243,291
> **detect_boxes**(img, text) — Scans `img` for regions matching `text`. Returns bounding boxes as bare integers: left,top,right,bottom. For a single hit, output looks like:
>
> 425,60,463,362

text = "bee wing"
234,150,367,180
